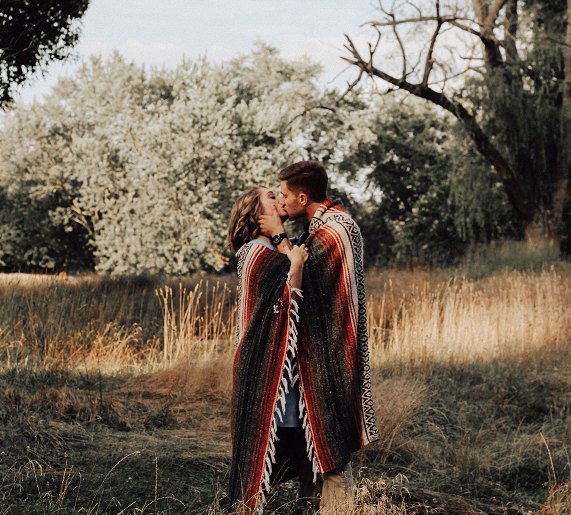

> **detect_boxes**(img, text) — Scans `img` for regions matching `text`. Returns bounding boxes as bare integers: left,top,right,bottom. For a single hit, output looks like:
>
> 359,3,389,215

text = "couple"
227,161,379,513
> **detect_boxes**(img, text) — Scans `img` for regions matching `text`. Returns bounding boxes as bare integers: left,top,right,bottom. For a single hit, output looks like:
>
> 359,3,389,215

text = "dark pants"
270,427,354,512
270,427,322,508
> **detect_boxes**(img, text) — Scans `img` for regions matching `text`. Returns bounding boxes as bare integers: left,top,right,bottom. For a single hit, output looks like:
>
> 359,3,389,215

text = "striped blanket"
229,199,379,510
298,198,379,470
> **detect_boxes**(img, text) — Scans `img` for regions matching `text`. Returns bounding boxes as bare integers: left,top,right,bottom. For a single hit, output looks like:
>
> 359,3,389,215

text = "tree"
563,0,571,253
0,183,94,272
0,46,368,275
341,97,521,267
343,0,571,248
0,0,90,107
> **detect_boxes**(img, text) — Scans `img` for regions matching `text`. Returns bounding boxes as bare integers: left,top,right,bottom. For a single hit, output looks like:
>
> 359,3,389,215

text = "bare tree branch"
342,34,536,221
486,0,508,26
365,12,501,56
282,69,365,130
470,0,504,66
365,15,471,28
542,35,571,48
404,0,423,18
422,0,443,86
334,70,365,105
367,27,383,73
0,34,36,62
473,0,489,26
448,20,482,38
284,104,335,126
70,198,95,236
387,14,408,79
428,64,486,88
504,0,518,62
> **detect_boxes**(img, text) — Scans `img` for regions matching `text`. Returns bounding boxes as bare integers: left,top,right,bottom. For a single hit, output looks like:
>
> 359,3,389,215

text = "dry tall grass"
157,281,236,361
367,264,571,368
2,242,571,513
0,274,237,374
540,478,571,515
2,258,571,373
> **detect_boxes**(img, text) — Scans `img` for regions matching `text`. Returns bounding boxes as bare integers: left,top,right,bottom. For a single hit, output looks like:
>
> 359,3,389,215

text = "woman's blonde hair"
227,187,264,252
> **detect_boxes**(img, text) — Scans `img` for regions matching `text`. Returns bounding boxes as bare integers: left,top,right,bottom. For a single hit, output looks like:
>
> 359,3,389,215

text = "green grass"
1,355,570,513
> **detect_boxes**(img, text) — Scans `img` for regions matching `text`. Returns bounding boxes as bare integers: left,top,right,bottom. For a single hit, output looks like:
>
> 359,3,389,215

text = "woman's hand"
285,244,308,269
258,204,285,238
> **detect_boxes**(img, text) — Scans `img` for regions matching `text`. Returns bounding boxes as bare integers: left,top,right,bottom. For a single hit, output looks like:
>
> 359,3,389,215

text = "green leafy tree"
343,99,520,267
343,0,571,250
0,184,93,271
0,0,90,107
0,97,94,271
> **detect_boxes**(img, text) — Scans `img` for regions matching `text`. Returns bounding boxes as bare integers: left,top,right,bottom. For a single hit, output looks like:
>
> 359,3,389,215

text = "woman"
227,186,313,511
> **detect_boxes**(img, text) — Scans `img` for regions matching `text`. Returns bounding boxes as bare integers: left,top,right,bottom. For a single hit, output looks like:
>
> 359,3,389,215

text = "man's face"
279,181,306,221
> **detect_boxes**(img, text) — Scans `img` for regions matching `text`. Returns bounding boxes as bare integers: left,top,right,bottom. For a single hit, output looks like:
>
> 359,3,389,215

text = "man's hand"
258,204,285,237
285,244,308,290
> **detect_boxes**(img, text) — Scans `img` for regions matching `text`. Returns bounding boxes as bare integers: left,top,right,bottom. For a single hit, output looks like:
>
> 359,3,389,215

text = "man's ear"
299,193,308,206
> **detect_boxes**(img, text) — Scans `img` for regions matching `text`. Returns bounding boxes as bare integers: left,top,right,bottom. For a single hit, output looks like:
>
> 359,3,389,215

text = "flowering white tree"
0,45,368,274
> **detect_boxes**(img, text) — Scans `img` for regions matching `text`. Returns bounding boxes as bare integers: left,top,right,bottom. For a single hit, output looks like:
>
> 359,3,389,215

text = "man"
259,161,379,513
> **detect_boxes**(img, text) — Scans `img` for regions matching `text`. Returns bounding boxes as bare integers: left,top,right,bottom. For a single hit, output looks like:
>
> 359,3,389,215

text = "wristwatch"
271,233,288,246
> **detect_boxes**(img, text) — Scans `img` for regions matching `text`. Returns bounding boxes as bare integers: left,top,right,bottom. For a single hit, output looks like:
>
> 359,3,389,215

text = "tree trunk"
504,0,518,63
522,198,568,247
345,0,571,251
349,56,537,223
559,0,571,255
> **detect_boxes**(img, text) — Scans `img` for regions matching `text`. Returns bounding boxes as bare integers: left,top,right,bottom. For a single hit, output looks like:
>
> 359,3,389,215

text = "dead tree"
343,0,571,245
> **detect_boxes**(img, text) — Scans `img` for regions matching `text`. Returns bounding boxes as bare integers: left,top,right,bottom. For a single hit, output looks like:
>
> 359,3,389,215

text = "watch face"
272,233,286,246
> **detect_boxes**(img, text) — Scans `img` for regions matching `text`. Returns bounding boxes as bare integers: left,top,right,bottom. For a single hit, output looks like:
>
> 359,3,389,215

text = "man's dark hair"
278,161,328,203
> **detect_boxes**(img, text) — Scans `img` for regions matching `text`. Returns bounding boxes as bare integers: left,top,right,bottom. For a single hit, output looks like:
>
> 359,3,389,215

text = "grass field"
1,241,570,514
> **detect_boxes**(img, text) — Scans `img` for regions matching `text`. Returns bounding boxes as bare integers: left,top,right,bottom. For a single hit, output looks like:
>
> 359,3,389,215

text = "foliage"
344,0,571,243
0,42,529,274
0,45,367,275
0,182,93,272
448,127,524,245
0,0,90,107
467,0,566,211
344,99,521,267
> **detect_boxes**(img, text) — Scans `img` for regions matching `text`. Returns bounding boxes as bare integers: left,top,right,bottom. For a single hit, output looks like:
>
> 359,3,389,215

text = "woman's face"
258,187,288,218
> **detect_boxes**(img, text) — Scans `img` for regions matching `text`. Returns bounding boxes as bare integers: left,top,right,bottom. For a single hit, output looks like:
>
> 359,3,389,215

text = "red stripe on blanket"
298,347,336,471
313,230,357,378
231,245,276,448
231,244,294,508
248,283,290,502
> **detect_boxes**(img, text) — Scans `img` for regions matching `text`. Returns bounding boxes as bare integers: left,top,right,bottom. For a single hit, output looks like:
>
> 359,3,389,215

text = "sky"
16,0,386,105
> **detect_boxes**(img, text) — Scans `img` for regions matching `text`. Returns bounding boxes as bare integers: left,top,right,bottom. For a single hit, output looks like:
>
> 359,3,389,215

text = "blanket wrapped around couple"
228,198,379,510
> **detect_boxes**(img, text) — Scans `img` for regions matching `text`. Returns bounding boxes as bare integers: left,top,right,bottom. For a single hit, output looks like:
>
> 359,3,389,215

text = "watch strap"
271,232,288,246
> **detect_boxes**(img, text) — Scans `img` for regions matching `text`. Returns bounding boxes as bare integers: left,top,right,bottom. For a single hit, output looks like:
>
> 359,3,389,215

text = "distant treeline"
0,45,521,275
